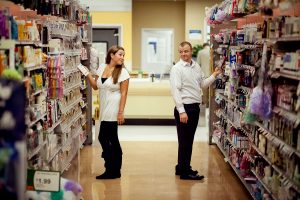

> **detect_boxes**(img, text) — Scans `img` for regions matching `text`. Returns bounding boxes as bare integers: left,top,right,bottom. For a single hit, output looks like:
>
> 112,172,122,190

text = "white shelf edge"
250,169,277,199
28,113,47,127
46,119,62,133
27,141,47,160
60,98,82,114
24,64,46,71
61,112,82,133
61,151,78,174
31,88,47,96
47,146,62,164
270,70,300,81
250,144,272,166
63,82,82,95
63,67,79,77
212,136,256,199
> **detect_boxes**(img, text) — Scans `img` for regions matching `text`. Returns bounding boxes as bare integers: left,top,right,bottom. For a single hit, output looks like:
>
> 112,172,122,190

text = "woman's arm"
77,64,99,90
86,73,99,90
117,79,129,125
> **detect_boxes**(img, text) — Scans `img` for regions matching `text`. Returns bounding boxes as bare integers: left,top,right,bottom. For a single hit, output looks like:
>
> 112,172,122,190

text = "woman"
77,46,130,179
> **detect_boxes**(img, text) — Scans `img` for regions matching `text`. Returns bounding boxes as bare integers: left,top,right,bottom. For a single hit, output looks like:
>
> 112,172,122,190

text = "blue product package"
0,78,26,141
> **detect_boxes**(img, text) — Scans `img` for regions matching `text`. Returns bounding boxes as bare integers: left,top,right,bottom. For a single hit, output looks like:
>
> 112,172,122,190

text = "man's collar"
180,59,195,67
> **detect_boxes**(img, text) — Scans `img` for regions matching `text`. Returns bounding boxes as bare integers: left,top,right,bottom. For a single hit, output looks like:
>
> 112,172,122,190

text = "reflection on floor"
93,125,209,143
76,125,251,200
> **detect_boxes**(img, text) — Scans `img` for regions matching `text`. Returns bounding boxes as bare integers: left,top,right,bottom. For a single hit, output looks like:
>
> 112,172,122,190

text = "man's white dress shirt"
170,59,215,113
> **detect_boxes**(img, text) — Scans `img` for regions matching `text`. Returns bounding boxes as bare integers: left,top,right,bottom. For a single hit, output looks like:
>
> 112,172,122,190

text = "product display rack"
0,0,92,186
208,0,300,199
79,20,93,146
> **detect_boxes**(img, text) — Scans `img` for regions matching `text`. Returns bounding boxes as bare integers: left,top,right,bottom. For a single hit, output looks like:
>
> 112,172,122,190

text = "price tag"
27,170,60,192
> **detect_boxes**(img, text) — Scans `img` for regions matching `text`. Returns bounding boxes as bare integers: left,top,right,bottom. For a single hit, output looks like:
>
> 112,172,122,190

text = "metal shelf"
16,41,42,46
24,64,46,72
27,141,47,160
80,136,87,149
271,36,300,42
47,146,62,164
270,70,300,81
28,113,47,127
250,144,272,165
212,136,256,199
63,82,81,95
51,33,76,39
63,67,79,77
60,112,82,133
64,51,81,56
255,121,300,157
61,152,78,174
251,169,277,199
60,98,82,114
31,88,47,96
46,119,62,133
61,128,82,151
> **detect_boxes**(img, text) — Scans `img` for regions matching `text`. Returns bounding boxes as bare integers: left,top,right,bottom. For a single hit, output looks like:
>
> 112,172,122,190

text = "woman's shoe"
96,172,116,179
96,171,121,179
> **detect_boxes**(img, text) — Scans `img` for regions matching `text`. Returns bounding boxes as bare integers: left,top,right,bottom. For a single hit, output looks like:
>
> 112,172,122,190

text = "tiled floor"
73,124,251,200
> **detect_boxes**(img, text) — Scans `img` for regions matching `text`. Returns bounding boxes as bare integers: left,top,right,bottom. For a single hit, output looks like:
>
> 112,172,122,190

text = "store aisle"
79,126,251,200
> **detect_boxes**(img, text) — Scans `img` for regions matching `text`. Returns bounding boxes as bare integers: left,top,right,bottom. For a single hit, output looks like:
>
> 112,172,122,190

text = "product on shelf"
209,1,300,199
0,0,92,187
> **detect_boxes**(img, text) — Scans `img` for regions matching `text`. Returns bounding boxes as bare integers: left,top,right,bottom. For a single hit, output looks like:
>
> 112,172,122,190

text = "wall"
92,11,132,70
185,0,221,46
132,1,185,70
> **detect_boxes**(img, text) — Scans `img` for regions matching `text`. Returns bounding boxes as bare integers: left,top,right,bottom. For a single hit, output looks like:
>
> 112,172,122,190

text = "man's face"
179,44,192,63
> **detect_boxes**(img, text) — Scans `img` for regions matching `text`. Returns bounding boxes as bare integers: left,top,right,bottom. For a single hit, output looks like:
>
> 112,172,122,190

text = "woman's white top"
96,66,130,121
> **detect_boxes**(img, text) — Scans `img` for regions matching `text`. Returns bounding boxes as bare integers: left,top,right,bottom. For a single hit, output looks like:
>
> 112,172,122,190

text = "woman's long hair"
105,46,125,84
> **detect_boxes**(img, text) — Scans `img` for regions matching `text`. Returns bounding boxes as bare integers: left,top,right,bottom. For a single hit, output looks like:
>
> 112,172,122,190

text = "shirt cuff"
209,74,216,81
177,106,185,113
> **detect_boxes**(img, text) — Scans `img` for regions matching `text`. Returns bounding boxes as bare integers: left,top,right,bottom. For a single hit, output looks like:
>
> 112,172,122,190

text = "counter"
125,78,174,120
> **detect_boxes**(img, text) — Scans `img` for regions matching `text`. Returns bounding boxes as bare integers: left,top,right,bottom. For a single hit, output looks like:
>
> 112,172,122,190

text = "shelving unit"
208,1,300,199
0,0,92,190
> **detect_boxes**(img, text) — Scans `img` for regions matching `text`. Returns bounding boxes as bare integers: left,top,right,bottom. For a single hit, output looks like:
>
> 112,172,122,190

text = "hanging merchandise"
47,54,63,99
0,0,92,196
205,0,260,25
209,0,300,199
0,143,19,200
0,77,26,140
0,74,26,200
249,42,273,120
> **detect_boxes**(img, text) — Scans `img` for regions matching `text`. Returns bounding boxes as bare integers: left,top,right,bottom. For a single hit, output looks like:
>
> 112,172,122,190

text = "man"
170,41,221,180
196,43,210,106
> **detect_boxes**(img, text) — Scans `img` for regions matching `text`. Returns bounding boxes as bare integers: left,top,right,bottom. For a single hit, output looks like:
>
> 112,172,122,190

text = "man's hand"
180,112,188,123
212,67,222,78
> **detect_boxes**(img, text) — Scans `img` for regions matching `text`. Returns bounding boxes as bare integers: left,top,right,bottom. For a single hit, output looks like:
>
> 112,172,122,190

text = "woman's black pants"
98,121,122,175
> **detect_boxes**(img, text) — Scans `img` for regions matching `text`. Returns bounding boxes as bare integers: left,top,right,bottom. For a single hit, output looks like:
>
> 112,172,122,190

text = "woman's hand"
117,112,125,125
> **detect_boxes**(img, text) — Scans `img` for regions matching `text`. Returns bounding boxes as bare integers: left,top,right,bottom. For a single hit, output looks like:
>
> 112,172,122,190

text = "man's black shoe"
180,174,204,180
175,169,198,176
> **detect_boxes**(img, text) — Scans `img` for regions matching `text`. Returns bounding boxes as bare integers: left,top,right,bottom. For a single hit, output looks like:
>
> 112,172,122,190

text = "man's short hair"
179,41,192,50
203,43,210,48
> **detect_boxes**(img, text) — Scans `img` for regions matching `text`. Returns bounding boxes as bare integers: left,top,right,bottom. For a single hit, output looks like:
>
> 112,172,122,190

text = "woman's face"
111,49,125,65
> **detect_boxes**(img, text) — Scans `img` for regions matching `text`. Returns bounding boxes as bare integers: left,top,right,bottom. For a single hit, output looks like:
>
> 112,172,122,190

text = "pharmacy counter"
125,79,174,122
